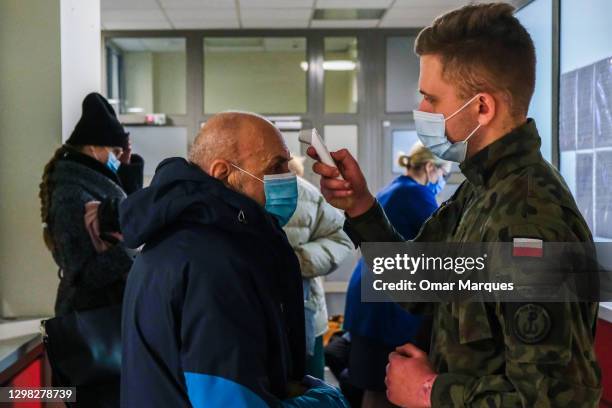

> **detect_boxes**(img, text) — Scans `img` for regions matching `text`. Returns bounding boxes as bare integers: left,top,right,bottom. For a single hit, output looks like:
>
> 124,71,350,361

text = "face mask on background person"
106,151,121,173
427,175,446,196
91,147,121,174
230,163,298,226
413,94,482,163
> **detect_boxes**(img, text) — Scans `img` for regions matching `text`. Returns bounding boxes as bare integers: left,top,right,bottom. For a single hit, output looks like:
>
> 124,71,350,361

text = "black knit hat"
66,92,129,149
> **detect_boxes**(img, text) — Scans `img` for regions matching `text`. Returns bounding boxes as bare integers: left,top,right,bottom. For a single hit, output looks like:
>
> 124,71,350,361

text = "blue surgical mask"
427,175,446,196
106,151,121,173
230,164,298,227
91,147,121,173
413,95,481,163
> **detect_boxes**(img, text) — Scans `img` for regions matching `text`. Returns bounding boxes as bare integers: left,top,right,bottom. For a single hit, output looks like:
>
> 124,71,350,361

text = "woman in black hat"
38,93,144,408
39,92,144,316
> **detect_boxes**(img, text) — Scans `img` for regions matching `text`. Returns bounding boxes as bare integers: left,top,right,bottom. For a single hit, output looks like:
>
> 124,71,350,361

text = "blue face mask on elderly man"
230,163,298,226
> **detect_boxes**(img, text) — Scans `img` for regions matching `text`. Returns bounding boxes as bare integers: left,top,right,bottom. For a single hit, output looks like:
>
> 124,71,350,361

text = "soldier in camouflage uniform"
307,3,601,407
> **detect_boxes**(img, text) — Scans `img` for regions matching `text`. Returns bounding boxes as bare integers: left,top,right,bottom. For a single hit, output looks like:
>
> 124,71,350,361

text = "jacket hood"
120,157,276,248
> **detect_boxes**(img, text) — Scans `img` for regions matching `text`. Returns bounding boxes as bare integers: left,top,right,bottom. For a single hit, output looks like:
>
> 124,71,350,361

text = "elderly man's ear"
208,159,244,193
209,159,232,183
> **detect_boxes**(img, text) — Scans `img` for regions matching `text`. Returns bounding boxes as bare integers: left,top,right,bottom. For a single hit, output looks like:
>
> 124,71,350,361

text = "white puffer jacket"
283,177,353,338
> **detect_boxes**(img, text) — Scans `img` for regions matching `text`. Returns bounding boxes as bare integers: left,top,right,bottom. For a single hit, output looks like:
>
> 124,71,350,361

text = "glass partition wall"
105,37,187,115
102,29,424,195
203,37,308,114
105,1,612,312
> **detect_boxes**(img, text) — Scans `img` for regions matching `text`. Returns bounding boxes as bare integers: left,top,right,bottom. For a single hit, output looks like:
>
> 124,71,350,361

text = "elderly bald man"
119,112,348,408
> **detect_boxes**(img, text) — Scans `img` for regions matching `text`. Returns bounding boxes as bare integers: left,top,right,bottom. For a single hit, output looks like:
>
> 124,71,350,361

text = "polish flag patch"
512,238,543,257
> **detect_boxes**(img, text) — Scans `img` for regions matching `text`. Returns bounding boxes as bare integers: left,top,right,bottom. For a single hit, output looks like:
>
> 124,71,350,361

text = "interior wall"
0,0,101,317
204,51,307,114
153,52,186,114
60,0,101,141
124,52,154,113
515,0,553,163
0,0,62,317
122,51,186,114
324,51,357,113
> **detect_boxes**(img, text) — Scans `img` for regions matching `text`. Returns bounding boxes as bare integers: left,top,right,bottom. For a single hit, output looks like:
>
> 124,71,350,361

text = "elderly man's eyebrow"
265,155,290,172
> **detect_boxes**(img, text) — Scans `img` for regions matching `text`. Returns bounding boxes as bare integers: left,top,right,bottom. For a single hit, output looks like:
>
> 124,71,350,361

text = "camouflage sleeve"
343,200,405,247
343,201,436,315
431,301,601,407
432,222,601,407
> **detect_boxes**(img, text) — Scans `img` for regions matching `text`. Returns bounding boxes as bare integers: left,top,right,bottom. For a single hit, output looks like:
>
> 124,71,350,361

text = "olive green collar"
459,119,542,187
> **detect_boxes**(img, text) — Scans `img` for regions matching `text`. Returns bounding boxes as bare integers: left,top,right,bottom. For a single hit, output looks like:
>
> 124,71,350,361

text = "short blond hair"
288,155,305,177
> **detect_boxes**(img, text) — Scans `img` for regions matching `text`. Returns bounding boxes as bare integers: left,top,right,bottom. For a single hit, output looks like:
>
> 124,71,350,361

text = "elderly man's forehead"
210,115,282,162
237,120,284,146
204,111,267,131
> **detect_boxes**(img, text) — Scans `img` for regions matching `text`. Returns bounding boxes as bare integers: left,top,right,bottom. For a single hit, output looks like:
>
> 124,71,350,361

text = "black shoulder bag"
41,303,122,387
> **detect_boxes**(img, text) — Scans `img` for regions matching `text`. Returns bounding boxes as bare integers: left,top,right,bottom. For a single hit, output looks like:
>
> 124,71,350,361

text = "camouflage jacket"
344,120,601,407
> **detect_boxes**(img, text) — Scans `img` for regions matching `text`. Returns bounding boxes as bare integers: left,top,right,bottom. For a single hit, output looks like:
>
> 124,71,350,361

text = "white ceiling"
101,0,513,30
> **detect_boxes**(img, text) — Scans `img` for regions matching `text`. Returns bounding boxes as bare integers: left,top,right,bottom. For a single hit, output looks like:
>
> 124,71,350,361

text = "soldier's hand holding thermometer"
300,128,375,217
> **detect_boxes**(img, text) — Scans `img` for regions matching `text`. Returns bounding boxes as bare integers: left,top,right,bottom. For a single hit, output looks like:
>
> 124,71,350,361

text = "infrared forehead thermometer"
298,128,343,179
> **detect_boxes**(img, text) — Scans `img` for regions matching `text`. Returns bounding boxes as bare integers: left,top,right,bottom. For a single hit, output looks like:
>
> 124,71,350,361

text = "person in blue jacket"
343,142,450,407
119,112,348,408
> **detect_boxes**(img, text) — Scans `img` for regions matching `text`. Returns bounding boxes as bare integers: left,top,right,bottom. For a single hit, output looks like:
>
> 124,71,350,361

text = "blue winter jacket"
119,158,348,407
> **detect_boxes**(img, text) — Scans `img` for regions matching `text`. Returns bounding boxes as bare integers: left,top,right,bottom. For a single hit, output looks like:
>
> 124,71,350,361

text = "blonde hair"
398,142,447,170
288,155,305,177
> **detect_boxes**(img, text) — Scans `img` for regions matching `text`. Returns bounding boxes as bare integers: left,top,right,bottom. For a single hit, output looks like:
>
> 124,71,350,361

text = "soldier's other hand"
385,343,437,408
306,146,374,217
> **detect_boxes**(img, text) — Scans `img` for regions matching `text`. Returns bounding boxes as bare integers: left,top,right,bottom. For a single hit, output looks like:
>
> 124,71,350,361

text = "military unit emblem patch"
513,303,551,344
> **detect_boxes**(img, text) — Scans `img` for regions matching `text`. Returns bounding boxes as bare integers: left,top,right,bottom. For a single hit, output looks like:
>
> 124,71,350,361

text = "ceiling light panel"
242,19,310,28
172,19,240,28
165,8,237,20
241,7,312,19
387,4,470,19
310,19,380,27
239,0,314,7
313,8,386,20
316,0,393,9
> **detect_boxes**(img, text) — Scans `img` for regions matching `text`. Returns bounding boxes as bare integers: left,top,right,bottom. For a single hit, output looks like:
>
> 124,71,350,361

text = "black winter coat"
47,149,143,316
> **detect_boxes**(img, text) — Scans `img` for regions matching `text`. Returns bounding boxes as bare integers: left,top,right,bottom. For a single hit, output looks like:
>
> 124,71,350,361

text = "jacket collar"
52,157,126,200
119,158,284,248
459,119,542,187
61,146,121,185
